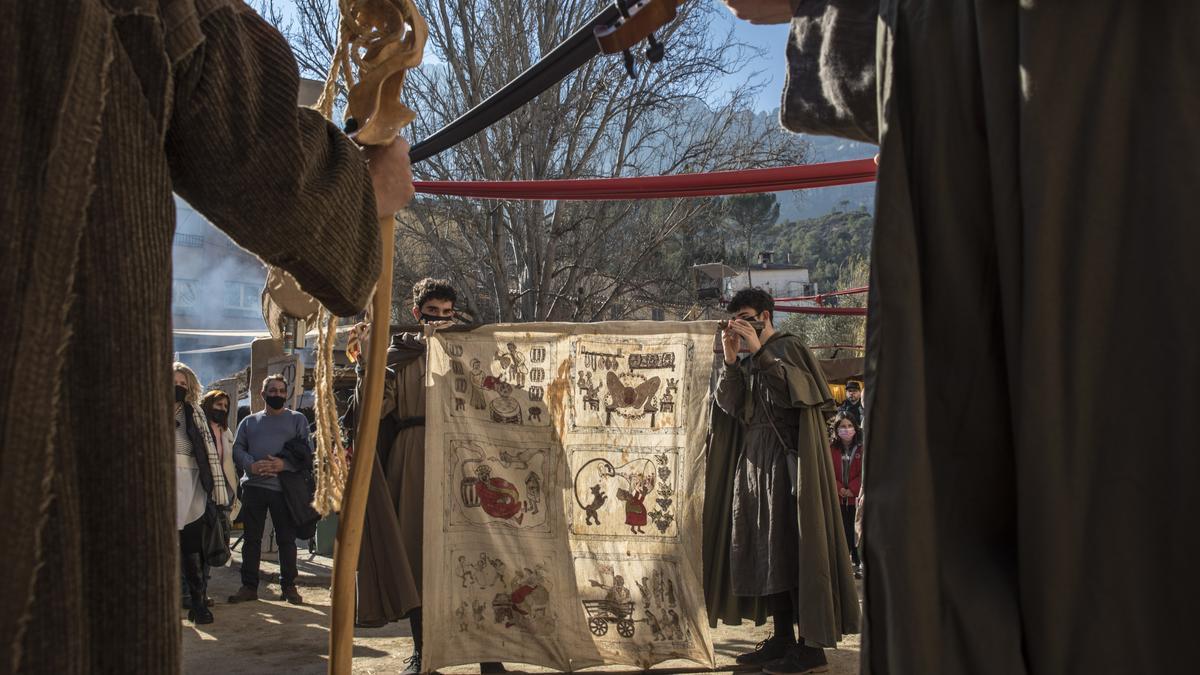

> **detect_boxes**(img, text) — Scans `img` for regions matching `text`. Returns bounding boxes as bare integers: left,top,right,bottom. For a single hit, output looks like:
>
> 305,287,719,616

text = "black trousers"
239,486,297,589
179,516,204,555
840,503,859,565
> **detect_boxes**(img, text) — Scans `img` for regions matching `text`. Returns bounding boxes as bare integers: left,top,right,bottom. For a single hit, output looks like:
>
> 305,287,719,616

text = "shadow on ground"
184,553,859,674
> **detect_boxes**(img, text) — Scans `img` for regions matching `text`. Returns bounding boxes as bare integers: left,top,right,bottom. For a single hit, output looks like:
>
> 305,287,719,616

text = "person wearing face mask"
838,380,865,429
829,412,864,579
348,278,505,674
172,363,233,625
715,288,859,675
201,390,240,520
228,374,312,606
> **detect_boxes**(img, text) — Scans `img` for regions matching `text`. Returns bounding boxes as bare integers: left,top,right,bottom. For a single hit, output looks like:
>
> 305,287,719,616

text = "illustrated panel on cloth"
445,544,575,667
571,552,705,664
568,445,681,540
569,336,692,433
446,435,554,534
439,339,557,427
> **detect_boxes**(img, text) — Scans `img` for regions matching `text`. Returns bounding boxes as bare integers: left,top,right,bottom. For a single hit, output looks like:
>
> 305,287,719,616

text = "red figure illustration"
474,464,524,524
617,474,653,534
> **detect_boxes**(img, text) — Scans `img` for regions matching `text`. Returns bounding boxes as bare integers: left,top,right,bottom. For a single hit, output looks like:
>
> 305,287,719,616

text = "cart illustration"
582,599,636,638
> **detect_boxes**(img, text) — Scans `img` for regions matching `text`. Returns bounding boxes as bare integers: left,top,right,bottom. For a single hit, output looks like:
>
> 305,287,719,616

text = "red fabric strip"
412,159,877,200
773,286,870,303
773,305,867,316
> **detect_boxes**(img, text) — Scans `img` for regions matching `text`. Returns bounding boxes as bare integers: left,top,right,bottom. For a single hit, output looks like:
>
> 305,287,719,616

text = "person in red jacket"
830,412,864,578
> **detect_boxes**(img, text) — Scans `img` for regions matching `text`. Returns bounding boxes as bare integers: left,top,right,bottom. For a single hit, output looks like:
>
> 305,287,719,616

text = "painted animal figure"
583,483,607,525
499,449,535,469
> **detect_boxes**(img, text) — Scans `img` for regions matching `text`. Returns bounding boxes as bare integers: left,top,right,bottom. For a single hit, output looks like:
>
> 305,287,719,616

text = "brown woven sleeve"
165,0,381,316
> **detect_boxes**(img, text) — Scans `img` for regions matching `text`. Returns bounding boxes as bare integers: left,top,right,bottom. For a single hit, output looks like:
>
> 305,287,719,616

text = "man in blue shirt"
228,374,312,605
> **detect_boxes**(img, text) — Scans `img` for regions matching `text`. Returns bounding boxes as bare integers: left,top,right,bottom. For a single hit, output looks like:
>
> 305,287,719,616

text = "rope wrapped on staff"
306,1,427,674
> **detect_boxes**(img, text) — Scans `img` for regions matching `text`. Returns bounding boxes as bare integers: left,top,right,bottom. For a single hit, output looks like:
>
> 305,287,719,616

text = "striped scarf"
187,403,232,508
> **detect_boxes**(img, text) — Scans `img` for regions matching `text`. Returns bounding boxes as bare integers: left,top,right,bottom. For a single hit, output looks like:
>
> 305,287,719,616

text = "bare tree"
262,0,807,323
257,0,341,83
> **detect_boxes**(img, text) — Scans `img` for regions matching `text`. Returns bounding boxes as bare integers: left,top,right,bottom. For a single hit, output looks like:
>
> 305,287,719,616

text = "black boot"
400,607,424,674
734,634,796,667
183,553,213,624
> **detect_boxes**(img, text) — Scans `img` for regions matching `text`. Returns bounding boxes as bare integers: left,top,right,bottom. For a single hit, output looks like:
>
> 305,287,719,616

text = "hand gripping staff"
313,1,426,673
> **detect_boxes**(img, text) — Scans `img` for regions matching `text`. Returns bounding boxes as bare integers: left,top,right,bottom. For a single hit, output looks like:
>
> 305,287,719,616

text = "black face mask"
209,409,228,425
419,312,454,324
174,385,188,403
264,395,287,410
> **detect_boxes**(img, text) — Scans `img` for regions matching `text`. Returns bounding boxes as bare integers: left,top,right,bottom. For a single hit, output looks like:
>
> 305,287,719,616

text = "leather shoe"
227,586,259,603
280,585,304,605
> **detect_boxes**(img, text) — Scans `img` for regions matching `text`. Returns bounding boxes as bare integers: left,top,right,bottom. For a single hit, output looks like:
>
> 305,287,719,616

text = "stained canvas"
423,321,718,671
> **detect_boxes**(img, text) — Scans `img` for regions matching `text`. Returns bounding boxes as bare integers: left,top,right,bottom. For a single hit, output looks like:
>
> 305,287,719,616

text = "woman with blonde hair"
172,362,232,624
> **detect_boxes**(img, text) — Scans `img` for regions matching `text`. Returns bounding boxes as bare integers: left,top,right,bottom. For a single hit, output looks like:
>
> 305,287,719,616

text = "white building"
726,251,817,300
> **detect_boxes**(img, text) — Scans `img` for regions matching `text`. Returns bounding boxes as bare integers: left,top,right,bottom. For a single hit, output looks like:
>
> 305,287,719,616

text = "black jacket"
838,399,865,427
279,435,320,538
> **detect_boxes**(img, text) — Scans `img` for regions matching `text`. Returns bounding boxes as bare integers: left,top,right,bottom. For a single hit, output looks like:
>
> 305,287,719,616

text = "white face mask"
837,427,856,442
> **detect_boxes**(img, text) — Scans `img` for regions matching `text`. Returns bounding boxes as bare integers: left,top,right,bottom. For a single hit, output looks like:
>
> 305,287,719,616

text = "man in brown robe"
724,1,1199,674
354,278,507,675
716,288,859,675
0,0,413,671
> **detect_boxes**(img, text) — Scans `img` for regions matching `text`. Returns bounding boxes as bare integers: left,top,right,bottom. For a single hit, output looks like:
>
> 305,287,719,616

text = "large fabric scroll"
423,321,718,671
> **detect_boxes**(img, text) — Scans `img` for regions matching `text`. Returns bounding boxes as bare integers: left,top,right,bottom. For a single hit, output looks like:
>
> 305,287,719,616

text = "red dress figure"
618,475,652,534
474,465,523,525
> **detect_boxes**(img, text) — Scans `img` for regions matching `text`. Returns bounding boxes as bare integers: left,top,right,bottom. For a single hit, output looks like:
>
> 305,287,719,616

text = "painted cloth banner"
423,321,718,672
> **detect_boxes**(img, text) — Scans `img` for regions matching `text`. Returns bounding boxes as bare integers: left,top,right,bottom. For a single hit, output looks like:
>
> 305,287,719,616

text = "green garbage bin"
314,513,339,557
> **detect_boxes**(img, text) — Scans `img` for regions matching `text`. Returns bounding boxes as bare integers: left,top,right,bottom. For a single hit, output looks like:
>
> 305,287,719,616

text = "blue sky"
269,0,791,113
411,2,793,113
711,11,792,113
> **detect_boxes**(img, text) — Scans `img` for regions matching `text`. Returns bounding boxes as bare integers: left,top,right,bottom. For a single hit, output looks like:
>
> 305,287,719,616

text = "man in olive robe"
716,288,859,675
354,278,507,675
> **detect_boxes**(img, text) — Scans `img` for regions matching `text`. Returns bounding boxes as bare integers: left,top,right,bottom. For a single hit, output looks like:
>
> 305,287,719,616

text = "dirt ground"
183,551,860,675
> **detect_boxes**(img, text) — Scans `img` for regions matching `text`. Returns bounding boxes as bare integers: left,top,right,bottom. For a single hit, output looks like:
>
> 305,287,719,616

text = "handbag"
202,500,232,567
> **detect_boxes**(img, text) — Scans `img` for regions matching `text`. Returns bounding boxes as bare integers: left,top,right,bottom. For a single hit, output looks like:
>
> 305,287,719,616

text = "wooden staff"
329,212,394,674
324,1,426,672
